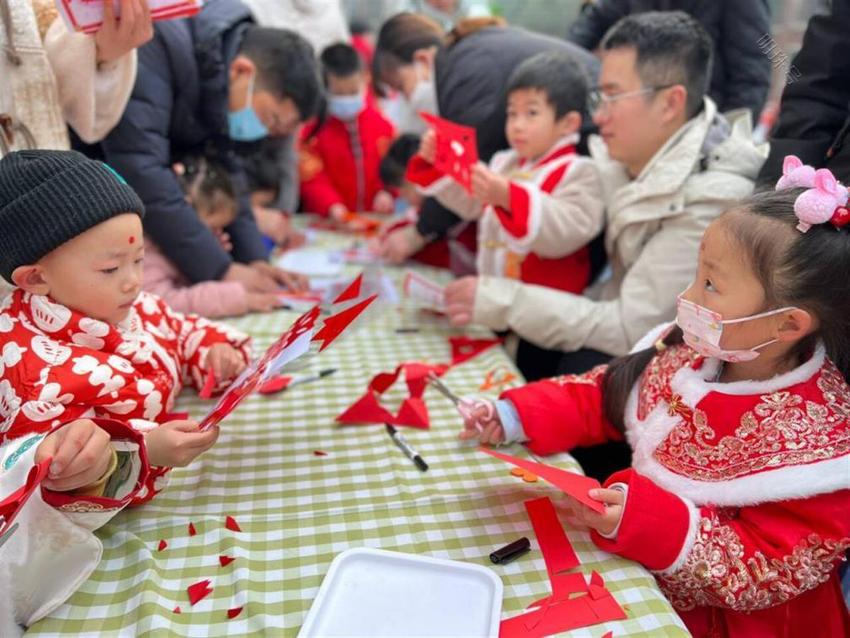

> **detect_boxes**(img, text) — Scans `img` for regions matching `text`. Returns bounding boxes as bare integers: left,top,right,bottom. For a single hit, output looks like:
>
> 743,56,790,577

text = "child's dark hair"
176,156,236,217
321,43,363,81
238,27,322,120
506,51,589,119
379,134,421,188
602,188,850,432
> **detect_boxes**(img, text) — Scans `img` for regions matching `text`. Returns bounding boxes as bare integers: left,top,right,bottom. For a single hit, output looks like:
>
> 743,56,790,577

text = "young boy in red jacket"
299,43,396,220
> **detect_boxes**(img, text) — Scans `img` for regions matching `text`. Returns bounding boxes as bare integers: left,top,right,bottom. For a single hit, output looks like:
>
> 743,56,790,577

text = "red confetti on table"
257,375,292,395
227,606,243,619
188,522,197,536
173,606,181,614
219,555,236,567
602,632,614,638
187,579,213,606
225,515,242,532
313,450,328,456
157,539,168,552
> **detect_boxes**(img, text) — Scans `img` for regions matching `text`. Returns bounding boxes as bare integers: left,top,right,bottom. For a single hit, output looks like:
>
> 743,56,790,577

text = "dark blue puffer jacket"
100,0,267,283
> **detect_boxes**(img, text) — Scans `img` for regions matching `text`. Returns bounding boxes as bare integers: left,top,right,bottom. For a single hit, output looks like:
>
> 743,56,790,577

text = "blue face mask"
327,93,365,121
228,73,269,141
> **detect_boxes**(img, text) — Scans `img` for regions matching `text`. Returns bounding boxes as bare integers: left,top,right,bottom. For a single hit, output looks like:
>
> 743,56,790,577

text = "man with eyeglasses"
451,11,766,477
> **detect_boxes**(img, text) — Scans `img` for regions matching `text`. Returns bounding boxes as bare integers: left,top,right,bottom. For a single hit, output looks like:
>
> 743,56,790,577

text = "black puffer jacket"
99,0,267,283
417,26,599,240
567,0,771,120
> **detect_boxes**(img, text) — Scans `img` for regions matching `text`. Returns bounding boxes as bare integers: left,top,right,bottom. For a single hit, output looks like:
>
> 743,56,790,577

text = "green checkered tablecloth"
27,235,689,638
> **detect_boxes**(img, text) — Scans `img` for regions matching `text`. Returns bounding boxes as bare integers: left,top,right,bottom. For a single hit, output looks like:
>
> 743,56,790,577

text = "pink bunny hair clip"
775,155,850,232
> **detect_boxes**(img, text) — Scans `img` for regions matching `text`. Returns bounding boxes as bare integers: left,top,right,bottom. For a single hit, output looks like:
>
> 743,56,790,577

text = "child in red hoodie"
299,43,396,220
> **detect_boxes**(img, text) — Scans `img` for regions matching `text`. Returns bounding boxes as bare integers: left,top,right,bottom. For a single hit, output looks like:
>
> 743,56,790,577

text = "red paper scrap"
589,571,607,601
219,555,236,567
227,606,244,619
188,522,197,536
173,606,181,614
603,632,614,638
199,369,216,399
333,273,363,304
482,448,605,514
449,336,501,366
313,450,328,457
225,515,242,532
157,539,168,552
187,579,213,606
524,497,580,577
419,111,479,192
257,375,292,395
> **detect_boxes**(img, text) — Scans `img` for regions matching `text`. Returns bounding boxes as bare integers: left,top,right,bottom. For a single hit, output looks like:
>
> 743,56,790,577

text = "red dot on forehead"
128,236,136,244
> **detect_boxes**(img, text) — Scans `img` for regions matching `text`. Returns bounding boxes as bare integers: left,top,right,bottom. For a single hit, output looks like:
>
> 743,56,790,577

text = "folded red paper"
481,448,605,514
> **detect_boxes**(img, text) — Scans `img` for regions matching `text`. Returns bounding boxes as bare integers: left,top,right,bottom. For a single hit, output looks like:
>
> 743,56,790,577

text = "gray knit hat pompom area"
0,150,145,283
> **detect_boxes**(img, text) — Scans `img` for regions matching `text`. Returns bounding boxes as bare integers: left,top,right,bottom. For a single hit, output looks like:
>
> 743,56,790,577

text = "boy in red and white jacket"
0,151,251,505
299,43,396,219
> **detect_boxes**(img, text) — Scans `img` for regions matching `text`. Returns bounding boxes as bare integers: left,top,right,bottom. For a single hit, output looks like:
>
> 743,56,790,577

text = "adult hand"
378,225,425,264
252,206,305,249
444,276,478,326
250,261,308,292
145,420,220,468
95,0,154,65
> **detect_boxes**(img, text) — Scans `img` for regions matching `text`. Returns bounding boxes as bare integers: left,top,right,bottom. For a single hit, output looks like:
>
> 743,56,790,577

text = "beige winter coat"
0,0,136,152
474,97,768,357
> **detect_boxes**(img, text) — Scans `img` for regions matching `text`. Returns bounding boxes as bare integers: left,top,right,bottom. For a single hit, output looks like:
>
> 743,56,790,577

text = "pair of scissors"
427,373,496,432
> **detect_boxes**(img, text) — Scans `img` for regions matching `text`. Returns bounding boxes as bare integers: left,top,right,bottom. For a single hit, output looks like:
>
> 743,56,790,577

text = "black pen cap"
490,537,531,565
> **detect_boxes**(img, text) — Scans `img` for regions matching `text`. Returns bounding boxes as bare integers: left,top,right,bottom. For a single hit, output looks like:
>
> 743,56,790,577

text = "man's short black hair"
239,26,322,120
506,51,589,119
380,133,421,187
320,42,363,81
601,11,712,119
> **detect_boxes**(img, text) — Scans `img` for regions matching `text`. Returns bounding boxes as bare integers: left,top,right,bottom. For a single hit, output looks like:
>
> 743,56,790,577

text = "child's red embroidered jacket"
406,134,604,294
0,289,251,505
501,325,850,638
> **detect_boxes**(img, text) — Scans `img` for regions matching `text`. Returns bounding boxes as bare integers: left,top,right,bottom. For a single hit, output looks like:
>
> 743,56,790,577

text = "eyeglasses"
586,85,674,114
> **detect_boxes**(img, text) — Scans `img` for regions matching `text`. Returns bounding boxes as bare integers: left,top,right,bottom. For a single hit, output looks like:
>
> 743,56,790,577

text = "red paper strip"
187,579,213,606
173,606,182,614
257,375,292,395
187,522,197,537
227,606,244,619
524,497,580,577
225,515,242,532
482,448,605,514
157,539,168,552
219,555,236,567
199,369,216,399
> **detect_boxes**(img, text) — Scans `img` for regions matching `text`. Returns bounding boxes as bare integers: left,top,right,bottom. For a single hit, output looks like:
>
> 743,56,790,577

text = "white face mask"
408,63,438,115
676,295,797,363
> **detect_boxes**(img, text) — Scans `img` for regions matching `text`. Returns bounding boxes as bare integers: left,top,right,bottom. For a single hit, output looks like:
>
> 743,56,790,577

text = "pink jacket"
143,239,249,318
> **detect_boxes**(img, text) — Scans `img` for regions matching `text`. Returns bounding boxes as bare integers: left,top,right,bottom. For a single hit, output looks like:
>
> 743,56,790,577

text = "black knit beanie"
0,150,145,283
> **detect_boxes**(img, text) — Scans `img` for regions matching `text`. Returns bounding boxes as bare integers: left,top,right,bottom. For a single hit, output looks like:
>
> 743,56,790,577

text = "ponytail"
444,16,506,46
601,326,683,433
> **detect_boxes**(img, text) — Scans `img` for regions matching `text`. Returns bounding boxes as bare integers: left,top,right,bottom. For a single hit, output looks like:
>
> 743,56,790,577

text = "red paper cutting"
257,375,292,395
336,362,449,429
199,369,216,399
157,539,168,552
420,111,479,192
0,458,51,539
227,606,244,619
225,515,242,532
449,336,501,366
333,273,363,304
481,448,605,514
312,294,377,352
187,579,213,606
219,555,236,567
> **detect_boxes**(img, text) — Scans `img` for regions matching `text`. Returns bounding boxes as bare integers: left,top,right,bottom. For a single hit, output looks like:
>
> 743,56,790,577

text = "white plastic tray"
298,548,503,637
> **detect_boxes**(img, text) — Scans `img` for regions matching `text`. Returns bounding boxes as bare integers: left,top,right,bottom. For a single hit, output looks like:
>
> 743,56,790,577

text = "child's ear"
557,111,582,137
776,308,815,342
11,265,50,295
